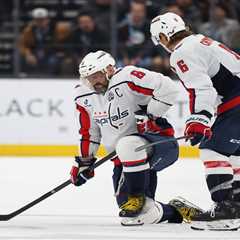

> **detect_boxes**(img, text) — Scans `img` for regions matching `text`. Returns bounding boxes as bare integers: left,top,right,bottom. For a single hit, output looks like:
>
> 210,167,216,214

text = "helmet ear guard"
151,35,160,46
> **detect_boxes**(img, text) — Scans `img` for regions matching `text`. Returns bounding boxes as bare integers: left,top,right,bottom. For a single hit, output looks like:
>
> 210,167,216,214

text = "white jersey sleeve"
123,65,179,117
170,35,218,116
74,84,101,157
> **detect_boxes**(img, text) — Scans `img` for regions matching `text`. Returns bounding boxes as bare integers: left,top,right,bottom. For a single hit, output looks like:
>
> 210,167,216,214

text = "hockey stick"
135,135,188,152
0,150,116,221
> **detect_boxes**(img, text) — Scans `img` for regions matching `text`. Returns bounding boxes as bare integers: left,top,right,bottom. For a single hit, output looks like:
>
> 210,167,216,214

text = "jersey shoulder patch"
74,84,96,102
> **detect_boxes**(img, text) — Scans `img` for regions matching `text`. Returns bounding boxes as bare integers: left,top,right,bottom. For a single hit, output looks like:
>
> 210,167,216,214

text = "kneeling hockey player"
70,50,200,225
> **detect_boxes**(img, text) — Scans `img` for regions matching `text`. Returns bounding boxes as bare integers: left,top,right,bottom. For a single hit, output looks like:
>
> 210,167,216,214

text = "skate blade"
170,196,205,213
191,219,240,231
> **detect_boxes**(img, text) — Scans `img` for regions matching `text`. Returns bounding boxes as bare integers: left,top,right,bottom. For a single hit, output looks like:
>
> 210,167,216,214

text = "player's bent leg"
116,135,150,217
116,135,150,174
188,149,240,224
229,155,240,202
142,133,179,172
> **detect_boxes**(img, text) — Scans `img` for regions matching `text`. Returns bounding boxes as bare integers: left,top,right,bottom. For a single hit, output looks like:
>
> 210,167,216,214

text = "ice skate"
190,200,240,231
169,196,204,223
119,194,145,218
120,197,163,226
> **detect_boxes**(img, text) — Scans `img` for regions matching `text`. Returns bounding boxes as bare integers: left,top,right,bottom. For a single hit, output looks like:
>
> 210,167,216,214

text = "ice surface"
0,157,239,239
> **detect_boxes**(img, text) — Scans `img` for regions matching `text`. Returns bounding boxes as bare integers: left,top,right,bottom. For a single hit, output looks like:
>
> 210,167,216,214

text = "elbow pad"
147,98,173,117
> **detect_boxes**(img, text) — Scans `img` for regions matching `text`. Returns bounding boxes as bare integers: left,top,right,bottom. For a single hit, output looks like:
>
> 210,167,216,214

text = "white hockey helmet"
150,12,186,47
79,50,116,79
32,8,49,19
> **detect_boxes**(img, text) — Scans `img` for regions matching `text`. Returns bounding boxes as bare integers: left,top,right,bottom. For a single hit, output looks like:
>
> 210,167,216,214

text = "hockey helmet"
79,50,116,79
150,12,186,47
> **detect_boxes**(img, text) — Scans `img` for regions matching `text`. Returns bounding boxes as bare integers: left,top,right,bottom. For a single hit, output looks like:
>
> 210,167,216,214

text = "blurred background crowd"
0,0,240,79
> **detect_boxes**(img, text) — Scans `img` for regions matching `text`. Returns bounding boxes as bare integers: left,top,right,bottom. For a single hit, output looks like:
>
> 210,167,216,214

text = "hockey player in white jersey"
69,50,201,225
150,12,240,227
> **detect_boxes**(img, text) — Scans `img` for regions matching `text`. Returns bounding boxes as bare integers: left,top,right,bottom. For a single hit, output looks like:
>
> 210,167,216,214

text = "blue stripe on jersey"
211,64,240,101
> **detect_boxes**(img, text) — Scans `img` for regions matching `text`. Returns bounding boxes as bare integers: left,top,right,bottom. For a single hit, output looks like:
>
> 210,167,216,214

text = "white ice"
0,157,239,240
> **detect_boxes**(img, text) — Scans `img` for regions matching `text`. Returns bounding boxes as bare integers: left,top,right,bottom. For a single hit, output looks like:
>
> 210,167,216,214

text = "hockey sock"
145,170,157,199
124,170,149,195
229,155,240,202
206,174,234,202
201,150,234,202
232,180,240,201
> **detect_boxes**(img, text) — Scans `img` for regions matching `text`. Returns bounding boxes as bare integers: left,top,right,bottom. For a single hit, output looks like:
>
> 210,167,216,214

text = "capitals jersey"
170,34,240,117
74,65,178,157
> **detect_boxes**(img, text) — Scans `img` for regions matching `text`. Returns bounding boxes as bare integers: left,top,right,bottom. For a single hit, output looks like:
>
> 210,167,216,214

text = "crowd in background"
0,0,240,78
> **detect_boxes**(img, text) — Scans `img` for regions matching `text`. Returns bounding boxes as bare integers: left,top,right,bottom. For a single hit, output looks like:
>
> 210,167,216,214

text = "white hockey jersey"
170,34,240,117
74,65,178,157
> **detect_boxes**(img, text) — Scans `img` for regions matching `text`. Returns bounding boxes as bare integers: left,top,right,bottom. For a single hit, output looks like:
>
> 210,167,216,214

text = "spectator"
88,0,127,30
117,0,151,67
161,2,185,18
53,21,74,76
67,10,110,67
175,0,202,31
149,56,174,77
216,0,239,20
195,0,211,22
199,4,240,48
19,8,63,75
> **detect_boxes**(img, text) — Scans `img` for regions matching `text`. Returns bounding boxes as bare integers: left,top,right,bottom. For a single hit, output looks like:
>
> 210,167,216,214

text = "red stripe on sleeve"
179,80,195,113
188,88,196,113
127,82,153,96
76,104,91,157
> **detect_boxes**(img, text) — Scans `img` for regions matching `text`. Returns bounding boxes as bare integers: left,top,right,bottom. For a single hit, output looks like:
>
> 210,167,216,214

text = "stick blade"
0,214,13,221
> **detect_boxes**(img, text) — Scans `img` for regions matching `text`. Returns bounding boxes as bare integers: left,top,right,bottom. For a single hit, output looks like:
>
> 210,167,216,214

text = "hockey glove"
135,110,174,136
184,112,212,146
70,156,96,186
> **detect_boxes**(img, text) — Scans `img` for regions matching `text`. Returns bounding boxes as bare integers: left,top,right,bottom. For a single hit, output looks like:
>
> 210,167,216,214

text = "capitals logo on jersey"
94,106,129,128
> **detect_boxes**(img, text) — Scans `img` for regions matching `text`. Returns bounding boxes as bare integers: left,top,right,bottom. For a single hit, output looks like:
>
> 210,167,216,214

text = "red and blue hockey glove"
135,110,174,136
154,117,175,136
70,156,96,186
184,112,212,146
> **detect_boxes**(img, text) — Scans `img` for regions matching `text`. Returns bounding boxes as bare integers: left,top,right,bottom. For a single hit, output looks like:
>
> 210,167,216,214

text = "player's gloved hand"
154,117,175,136
184,112,212,146
134,110,174,136
70,156,96,186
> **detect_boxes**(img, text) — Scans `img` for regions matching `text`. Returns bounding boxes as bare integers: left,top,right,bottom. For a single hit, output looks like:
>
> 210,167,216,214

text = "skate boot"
192,200,240,221
191,200,240,230
169,196,204,223
119,194,145,217
121,197,163,226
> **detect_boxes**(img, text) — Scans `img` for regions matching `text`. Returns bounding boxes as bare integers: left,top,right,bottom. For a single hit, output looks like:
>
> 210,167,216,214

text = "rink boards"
0,79,199,158
0,144,199,158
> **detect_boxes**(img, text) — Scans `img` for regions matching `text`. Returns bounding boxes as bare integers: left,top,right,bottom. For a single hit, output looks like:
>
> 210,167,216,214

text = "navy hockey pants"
112,133,179,207
200,110,240,156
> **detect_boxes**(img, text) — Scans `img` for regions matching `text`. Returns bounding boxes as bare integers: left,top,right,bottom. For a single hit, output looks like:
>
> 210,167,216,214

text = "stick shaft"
135,136,187,152
0,150,116,221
